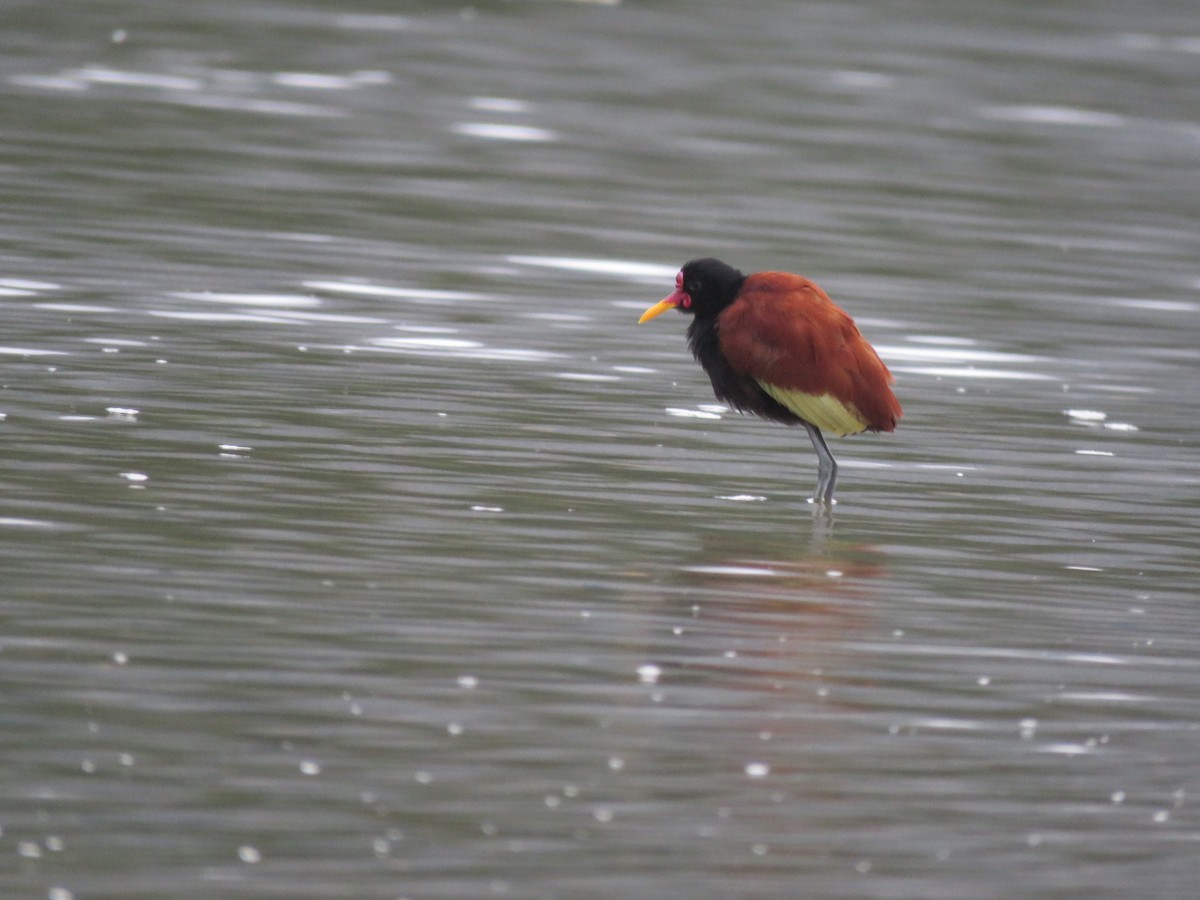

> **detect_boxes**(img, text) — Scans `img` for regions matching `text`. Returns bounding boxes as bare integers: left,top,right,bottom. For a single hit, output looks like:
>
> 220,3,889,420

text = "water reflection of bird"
639,258,901,508
627,533,889,715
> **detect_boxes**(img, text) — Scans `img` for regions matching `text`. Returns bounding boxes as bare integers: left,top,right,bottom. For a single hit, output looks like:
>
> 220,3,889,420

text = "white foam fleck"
303,281,486,302
0,517,56,529
910,718,984,731
0,347,68,356
877,345,1040,364
175,94,341,118
170,291,320,308
526,311,591,323
272,72,358,90
829,70,895,90
1113,298,1199,313
86,338,147,347
508,256,676,281
905,335,977,346
555,372,621,382
470,97,530,113
72,66,203,91
1057,691,1141,702
252,310,389,325
263,232,334,244
37,303,117,313
1064,652,1127,665
637,664,662,684
665,407,722,420
882,342,1052,380
375,337,479,351
237,845,261,863
1038,743,1092,756
454,122,556,142
149,311,300,323
892,366,1053,381
0,277,60,291
367,337,561,362
982,105,1125,127
684,565,778,577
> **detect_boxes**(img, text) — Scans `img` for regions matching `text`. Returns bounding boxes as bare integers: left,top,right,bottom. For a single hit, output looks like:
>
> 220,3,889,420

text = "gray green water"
3,1,1199,897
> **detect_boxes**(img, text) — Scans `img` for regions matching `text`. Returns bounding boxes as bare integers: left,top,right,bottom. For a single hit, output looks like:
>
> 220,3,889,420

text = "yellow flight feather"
757,382,868,436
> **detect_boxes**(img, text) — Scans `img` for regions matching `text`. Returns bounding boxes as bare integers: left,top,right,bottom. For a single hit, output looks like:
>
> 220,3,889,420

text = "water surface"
3,1,1199,898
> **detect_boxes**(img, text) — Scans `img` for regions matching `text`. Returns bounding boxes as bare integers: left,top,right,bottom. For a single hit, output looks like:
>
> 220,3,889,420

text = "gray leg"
803,422,838,507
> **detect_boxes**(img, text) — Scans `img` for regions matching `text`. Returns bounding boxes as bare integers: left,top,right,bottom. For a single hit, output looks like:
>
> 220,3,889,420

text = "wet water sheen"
3,1,1200,898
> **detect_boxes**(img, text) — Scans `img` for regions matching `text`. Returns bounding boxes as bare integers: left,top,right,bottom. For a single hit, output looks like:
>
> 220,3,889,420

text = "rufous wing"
717,272,900,435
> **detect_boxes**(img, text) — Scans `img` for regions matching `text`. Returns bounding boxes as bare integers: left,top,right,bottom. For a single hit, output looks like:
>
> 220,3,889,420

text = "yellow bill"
638,285,691,323
638,298,679,323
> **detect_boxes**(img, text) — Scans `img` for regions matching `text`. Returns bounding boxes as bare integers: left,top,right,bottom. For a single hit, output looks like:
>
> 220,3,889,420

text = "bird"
638,257,901,507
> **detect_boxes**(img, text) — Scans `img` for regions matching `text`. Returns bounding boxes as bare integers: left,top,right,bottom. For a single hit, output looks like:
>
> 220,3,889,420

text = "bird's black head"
678,258,746,317
638,257,746,324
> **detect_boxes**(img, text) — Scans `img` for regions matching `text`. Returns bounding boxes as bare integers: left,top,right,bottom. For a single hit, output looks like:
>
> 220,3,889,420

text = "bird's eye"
675,272,683,289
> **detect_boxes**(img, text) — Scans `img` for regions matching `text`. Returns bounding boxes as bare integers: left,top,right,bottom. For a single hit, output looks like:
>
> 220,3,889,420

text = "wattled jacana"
638,258,901,507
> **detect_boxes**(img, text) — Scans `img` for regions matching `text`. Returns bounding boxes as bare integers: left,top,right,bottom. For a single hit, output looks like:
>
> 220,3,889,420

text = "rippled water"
4,1,1200,898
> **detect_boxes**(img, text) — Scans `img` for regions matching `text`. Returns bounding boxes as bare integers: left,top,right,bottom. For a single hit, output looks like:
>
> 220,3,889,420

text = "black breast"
686,317,801,426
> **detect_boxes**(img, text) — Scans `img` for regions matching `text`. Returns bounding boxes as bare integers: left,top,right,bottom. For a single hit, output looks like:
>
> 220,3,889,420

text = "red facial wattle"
637,271,692,323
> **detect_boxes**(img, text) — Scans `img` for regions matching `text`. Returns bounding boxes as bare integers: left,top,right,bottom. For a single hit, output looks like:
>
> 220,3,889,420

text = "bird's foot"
806,496,837,512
